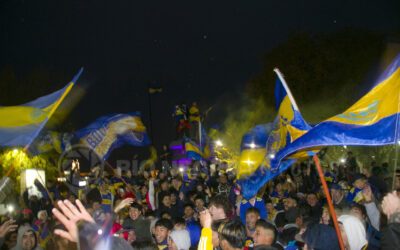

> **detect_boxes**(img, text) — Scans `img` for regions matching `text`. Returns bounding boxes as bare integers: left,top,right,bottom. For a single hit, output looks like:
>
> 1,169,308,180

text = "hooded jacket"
169,230,191,250
11,226,43,250
338,215,368,250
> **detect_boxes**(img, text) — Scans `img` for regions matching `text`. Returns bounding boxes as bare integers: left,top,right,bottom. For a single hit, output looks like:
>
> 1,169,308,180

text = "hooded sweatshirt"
338,215,368,250
169,230,191,250
11,226,43,250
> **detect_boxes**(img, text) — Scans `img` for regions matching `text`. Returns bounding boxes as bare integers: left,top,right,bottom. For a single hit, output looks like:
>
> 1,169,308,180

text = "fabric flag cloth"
0,68,82,147
271,53,400,169
185,136,203,160
238,123,273,177
75,112,151,161
199,123,211,159
238,69,312,199
30,131,73,155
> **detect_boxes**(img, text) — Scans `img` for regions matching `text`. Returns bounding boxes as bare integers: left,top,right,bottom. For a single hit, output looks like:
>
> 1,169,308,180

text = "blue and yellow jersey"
240,197,267,224
101,191,113,213
245,236,254,247
346,187,363,203
157,239,168,250
324,172,336,183
269,191,288,206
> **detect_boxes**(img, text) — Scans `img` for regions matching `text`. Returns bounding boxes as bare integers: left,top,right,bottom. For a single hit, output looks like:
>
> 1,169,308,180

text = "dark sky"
1,0,400,151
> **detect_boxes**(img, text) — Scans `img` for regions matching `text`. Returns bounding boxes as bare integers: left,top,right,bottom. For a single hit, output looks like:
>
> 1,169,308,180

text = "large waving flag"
238,69,312,199
238,123,273,177
75,112,151,161
271,54,400,169
200,123,211,159
0,69,82,147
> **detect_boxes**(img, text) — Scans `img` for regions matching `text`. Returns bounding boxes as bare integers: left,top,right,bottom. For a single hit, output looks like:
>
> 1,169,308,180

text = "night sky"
1,0,400,153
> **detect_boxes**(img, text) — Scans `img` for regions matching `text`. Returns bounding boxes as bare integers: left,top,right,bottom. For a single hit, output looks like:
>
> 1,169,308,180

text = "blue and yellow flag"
0,69,82,147
31,131,73,154
75,112,151,161
238,123,273,177
272,54,400,169
200,124,211,159
238,69,311,199
185,136,203,160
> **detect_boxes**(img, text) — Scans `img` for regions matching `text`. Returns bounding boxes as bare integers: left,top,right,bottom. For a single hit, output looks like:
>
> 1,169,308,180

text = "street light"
249,143,256,149
216,140,223,146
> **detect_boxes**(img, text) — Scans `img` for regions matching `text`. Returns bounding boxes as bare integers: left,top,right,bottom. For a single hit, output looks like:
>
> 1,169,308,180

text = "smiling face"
21,231,36,250
155,226,169,243
129,207,141,220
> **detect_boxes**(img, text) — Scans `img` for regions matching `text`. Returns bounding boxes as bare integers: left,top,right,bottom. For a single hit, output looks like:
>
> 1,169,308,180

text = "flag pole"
147,83,155,145
392,92,400,189
313,154,345,250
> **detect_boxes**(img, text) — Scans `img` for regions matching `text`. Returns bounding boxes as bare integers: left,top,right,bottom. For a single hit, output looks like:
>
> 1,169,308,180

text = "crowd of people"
1,149,400,250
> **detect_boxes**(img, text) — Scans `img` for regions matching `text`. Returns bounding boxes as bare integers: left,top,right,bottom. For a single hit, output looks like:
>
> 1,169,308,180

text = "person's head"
209,194,233,220
173,217,186,230
140,185,148,196
184,203,195,218
86,188,102,210
145,210,156,222
168,229,191,250
195,196,205,211
275,182,283,192
264,199,274,214
218,220,247,250
320,206,331,225
211,220,224,247
170,193,177,205
196,184,204,192
352,174,368,189
284,196,298,211
5,231,17,249
350,204,367,221
338,215,367,250
131,240,158,250
160,180,169,191
161,192,172,207
245,207,260,232
129,203,143,220
37,210,48,222
301,223,339,250
155,219,173,244
172,176,183,190
285,207,303,227
306,193,318,207
18,227,37,250
330,184,344,203
253,220,276,246
219,174,228,184
161,212,172,220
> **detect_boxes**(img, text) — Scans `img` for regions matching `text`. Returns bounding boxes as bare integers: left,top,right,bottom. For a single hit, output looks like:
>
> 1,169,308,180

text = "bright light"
7,205,13,213
243,159,255,166
216,140,223,146
22,169,45,198
398,140,400,145
340,158,346,163
57,178,66,182
215,158,219,161
268,154,275,159
249,143,256,149
179,167,184,173
343,145,347,149
97,229,103,235
79,181,87,187
13,149,18,154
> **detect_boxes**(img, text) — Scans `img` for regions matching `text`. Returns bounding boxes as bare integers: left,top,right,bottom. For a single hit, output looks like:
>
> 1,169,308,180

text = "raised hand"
199,209,212,229
382,191,400,220
114,197,134,213
0,219,17,238
53,199,95,242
